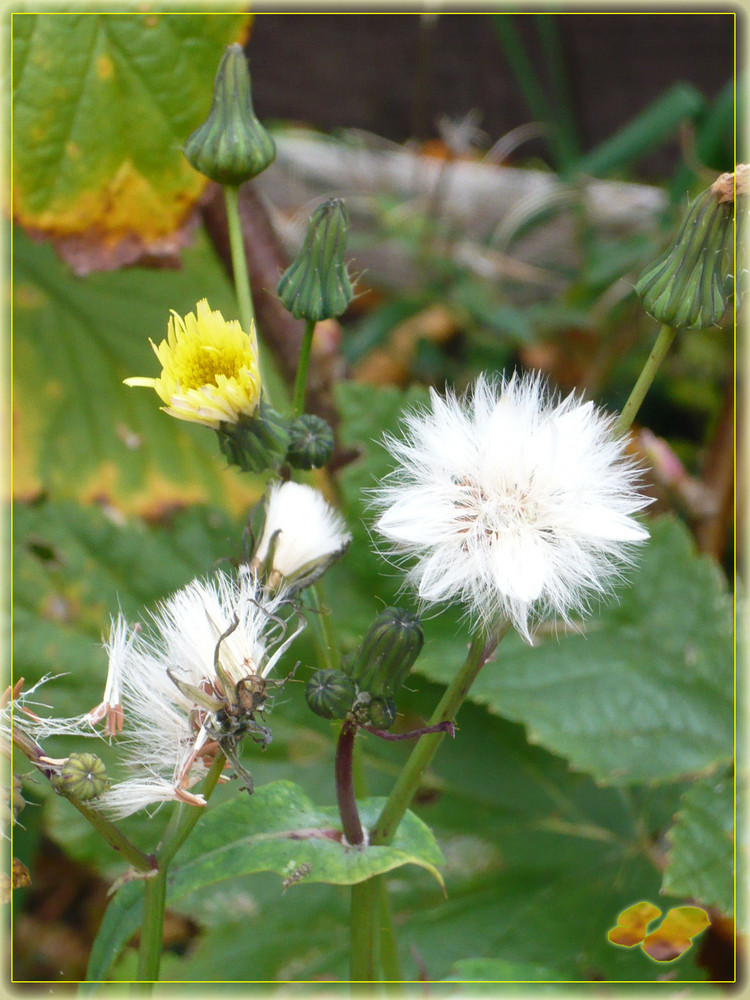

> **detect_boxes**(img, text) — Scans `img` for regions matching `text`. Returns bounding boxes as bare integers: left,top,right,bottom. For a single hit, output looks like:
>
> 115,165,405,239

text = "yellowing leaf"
607,901,662,947
12,13,251,265
641,906,710,963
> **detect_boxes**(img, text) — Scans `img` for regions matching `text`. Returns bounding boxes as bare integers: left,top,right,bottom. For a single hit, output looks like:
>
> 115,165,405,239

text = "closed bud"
52,753,110,802
635,181,735,330
277,198,354,321
184,44,275,185
365,696,397,731
305,668,357,720
217,398,290,474
286,414,335,470
343,607,424,700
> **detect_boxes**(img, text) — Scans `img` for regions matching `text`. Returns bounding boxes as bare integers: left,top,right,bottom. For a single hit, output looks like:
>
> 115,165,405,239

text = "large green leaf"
662,775,734,916
335,382,734,787
12,226,264,507
85,782,443,982
12,12,249,244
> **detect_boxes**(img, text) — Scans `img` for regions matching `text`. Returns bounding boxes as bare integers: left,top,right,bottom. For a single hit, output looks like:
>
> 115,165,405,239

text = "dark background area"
248,12,736,179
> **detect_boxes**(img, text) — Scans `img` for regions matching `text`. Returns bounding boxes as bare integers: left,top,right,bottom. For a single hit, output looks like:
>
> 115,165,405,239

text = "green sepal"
277,198,354,321
305,668,357,720
635,185,733,330
347,607,424,699
184,43,276,185
286,414,335,470
216,397,290,474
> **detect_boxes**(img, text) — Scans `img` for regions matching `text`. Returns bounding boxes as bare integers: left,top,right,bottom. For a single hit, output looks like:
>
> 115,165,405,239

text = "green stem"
135,753,227,986
223,184,257,355
350,879,378,982
292,318,317,417
136,870,166,987
377,876,403,983
308,581,338,671
613,324,677,437
222,184,290,412
372,620,509,846
70,800,155,875
159,752,227,868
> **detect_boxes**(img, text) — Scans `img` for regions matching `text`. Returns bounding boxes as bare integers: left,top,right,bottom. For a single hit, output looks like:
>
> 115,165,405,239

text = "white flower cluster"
374,372,650,641
22,483,350,818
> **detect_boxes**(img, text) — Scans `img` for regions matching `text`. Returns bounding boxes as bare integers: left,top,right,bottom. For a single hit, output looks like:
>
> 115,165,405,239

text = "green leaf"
662,775,734,916
575,84,706,178
442,958,568,984
13,226,264,507
85,781,443,981
12,12,250,242
419,517,733,786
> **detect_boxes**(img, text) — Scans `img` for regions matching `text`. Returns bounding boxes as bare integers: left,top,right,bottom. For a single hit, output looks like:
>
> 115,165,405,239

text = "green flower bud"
52,753,110,802
277,198,354,321
343,607,424,700
217,397,291,474
305,668,357,720
184,43,276,185
635,182,734,330
286,414,335,470
365,696,397,731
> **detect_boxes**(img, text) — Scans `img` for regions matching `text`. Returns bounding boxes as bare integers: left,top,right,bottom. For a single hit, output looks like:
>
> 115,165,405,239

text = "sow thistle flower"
250,481,352,594
26,570,303,818
374,372,650,642
125,299,261,429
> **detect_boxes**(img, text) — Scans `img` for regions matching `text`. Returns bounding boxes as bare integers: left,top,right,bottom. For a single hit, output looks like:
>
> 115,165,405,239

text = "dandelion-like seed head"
373,372,651,642
250,481,352,594
124,299,261,429
25,570,304,818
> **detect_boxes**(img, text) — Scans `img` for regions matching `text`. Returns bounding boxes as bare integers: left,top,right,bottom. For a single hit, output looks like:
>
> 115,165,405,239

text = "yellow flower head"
125,300,261,429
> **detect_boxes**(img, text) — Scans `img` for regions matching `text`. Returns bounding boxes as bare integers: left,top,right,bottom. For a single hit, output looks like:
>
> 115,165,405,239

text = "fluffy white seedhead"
251,481,351,594
373,372,651,642
27,569,304,819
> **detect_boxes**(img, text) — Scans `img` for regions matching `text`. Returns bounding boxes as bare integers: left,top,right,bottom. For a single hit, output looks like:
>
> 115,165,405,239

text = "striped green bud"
217,397,290,473
52,753,110,802
184,44,275,185
305,668,357,720
277,198,354,321
635,182,734,330
343,607,424,700
286,414,334,470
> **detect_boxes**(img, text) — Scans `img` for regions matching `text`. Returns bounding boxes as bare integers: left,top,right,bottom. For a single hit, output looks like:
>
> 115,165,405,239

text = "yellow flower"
124,299,261,429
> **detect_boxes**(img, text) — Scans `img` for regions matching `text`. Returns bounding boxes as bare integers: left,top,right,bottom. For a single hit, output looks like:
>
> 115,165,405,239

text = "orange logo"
608,902,710,962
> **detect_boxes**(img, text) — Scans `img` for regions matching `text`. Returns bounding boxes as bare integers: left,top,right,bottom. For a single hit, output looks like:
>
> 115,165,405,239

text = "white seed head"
373,372,650,642
251,481,351,594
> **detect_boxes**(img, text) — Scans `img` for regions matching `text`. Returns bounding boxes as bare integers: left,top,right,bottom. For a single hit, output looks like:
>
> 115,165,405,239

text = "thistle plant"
11,30,735,991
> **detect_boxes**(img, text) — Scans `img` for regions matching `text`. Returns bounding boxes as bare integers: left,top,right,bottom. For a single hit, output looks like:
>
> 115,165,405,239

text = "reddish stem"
335,718,365,846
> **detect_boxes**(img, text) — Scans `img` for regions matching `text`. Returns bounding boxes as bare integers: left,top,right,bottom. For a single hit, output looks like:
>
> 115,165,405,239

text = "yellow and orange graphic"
608,901,710,962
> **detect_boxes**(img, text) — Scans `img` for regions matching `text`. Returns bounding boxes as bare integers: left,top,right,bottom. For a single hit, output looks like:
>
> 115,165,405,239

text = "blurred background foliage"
10,10,738,987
